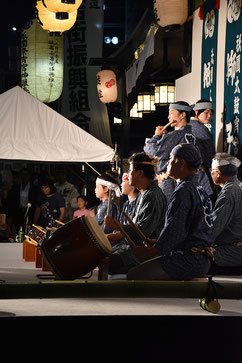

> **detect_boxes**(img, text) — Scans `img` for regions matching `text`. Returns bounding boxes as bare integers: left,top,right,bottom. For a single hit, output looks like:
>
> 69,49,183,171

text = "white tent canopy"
0,86,115,163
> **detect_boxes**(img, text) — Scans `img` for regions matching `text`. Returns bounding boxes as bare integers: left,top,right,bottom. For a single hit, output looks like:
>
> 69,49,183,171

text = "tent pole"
85,162,101,176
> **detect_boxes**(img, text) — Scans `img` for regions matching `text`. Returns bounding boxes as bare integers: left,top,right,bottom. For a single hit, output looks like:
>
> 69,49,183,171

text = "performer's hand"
106,232,121,245
154,126,167,137
132,245,160,261
104,215,116,230
144,238,157,247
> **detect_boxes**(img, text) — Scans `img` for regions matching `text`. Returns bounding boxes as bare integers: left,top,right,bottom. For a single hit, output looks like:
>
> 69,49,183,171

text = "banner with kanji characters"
201,0,219,145
61,0,112,146
224,0,242,158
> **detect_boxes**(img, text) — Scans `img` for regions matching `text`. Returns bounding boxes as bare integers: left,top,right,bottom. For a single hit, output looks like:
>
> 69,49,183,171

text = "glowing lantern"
130,103,142,119
137,93,156,113
21,18,64,103
36,1,77,34
42,0,83,15
154,84,175,105
154,0,188,28
96,70,118,104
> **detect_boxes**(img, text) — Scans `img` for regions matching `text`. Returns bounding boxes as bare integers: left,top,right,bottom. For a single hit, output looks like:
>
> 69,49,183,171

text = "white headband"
169,103,192,112
193,102,213,111
96,177,122,197
212,157,241,169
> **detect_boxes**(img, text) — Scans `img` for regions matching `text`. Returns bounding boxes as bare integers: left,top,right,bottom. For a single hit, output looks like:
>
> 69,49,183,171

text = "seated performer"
190,100,215,197
118,172,139,225
95,170,120,234
127,143,214,281
112,172,139,252
144,101,196,201
105,152,167,275
209,153,242,272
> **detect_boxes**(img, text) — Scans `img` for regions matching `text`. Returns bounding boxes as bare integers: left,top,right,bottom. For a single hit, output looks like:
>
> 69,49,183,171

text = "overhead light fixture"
137,93,156,113
104,36,111,44
154,84,175,105
130,103,142,119
111,36,119,45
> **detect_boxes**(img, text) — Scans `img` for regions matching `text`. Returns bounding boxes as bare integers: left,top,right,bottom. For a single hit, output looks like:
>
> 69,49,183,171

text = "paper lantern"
21,19,64,103
96,70,118,103
42,0,83,15
130,103,142,119
137,93,156,113
154,0,188,28
36,1,77,33
154,84,175,105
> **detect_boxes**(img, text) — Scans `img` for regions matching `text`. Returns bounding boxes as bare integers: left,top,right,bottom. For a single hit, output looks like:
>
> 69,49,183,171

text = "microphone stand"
24,203,31,235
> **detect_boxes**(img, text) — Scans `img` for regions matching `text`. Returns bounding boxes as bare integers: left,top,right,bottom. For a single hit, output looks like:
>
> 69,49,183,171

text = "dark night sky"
0,0,37,69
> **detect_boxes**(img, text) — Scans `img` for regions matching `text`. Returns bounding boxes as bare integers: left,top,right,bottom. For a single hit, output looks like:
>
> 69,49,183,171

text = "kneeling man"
127,143,214,281
210,153,242,271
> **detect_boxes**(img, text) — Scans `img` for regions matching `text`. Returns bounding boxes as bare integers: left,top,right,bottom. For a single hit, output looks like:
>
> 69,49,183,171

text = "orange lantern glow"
36,1,77,34
42,0,83,14
96,70,118,104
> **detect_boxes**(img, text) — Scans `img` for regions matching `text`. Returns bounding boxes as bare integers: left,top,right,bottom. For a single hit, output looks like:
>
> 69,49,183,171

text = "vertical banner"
201,0,219,145
224,0,242,158
61,0,112,146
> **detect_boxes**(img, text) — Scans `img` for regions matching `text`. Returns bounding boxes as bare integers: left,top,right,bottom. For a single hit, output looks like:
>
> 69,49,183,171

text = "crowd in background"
0,167,98,241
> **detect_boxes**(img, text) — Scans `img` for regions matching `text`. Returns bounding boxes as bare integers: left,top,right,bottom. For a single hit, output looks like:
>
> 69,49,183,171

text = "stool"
42,258,51,272
35,246,42,268
24,241,36,262
98,257,110,280
22,240,27,259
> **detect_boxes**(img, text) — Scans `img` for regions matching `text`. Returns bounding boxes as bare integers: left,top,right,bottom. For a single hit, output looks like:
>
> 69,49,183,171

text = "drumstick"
122,211,147,242
113,219,136,249
55,220,64,226
107,189,112,216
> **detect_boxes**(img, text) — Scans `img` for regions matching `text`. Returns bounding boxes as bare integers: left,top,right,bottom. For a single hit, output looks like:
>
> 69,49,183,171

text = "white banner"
61,0,112,146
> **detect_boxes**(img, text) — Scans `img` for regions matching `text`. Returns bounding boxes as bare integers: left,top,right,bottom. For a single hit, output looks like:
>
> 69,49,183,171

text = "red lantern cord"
199,4,204,20
199,0,220,20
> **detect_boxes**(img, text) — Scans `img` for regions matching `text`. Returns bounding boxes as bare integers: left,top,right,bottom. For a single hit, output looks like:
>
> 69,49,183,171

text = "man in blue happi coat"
190,100,215,198
127,143,214,281
144,101,212,201
104,152,167,275
209,153,242,273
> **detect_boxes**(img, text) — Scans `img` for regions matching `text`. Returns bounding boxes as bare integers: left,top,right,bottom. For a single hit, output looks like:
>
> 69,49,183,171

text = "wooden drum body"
40,215,112,280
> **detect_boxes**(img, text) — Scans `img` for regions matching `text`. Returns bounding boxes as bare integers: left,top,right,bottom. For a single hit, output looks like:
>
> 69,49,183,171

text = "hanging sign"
224,0,242,158
201,0,219,145
61,0,112,145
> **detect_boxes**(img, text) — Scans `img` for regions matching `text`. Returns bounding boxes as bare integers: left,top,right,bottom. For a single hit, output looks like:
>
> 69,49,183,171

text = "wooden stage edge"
0,280,242,300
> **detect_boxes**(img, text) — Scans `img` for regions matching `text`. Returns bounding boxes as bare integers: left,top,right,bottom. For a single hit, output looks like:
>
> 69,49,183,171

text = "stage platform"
1,243,242,361
0,242,242,318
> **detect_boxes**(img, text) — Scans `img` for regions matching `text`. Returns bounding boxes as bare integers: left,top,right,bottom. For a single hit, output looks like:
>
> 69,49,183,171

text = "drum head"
83,215,112,254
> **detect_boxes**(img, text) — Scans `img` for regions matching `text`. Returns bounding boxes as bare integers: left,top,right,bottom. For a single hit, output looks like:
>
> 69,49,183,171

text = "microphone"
24,202,32,234
25,203,32,218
